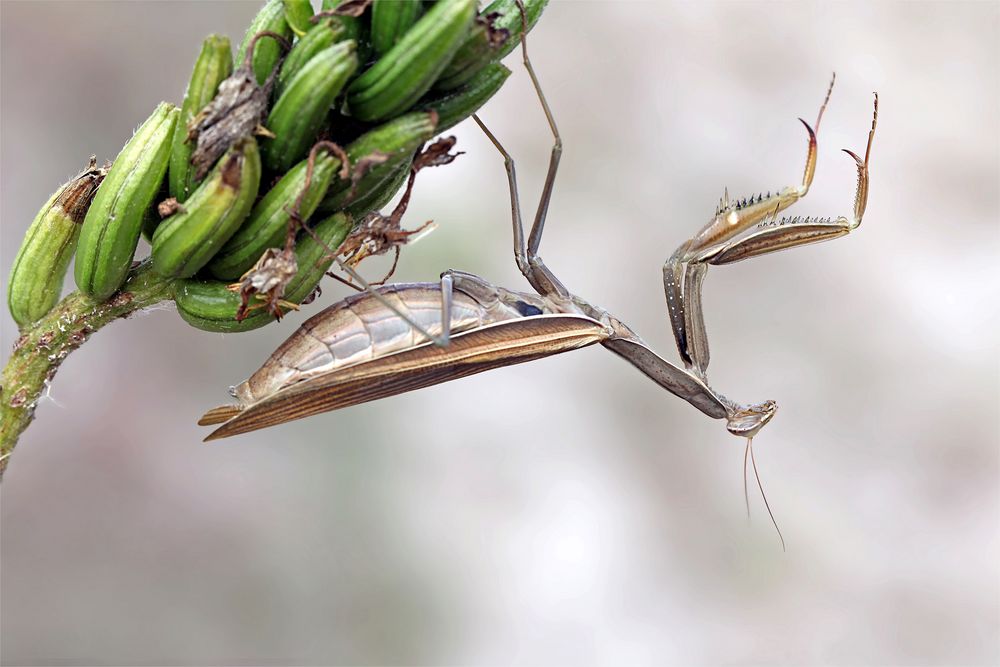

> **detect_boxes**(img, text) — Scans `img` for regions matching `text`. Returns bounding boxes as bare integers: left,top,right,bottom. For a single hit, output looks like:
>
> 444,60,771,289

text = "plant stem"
0,262,174,478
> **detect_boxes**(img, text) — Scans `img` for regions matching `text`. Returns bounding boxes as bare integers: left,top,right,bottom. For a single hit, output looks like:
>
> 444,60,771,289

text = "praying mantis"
200,11,879,537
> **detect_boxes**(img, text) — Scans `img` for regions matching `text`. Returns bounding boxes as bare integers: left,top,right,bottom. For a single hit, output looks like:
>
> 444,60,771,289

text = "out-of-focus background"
2,1,997,665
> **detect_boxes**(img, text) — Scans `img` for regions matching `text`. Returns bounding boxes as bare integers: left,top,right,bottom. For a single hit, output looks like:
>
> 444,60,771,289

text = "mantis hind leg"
471,0,569,302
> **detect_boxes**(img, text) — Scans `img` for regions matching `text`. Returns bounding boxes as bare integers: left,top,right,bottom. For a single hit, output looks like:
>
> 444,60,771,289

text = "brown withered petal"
229,247,300,320
55,156,108,224
480,12,511,49
157,197,185,218
313,0,372,20
187,69,268,179
412,136,463,171
336,136,463,283
343,151,390,204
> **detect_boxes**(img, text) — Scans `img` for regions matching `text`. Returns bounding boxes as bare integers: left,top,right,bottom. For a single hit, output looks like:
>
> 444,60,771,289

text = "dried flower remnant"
341,152,391,204
313,0,373,20
58,157,109,223
285,141,351,251
480,11,511,48
157,197,185,218
230,141,350,320
337,136,463,282
229,247,300,321
187,31,290,178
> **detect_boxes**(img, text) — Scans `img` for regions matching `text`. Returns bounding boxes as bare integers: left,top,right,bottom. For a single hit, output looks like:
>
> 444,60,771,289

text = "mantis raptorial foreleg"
665,79,879,378
708,94,878,266
664,77,834,375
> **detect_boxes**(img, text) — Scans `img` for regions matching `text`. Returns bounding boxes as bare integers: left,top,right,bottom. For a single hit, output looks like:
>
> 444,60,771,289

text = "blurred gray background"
2,1,997,665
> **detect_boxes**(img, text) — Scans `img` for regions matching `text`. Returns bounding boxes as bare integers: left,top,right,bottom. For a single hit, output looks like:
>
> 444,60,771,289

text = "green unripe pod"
346,0,477,122
175,212,353,332
236,0,292,86
175,281,272,333
283,0,314,36
207,149,343,280
275,18,346,99
152,138,261,278
141,203,160,244
370,0,423,57
433,22,494,92
169,35,234,202
486,0,549,60
141,176,171,243
435,0,548,90
319,111,436,212
321,0,371,64
420,63,511,133
263,40,358,173
341,159,410,218
8,161,106,327
75,102,178,301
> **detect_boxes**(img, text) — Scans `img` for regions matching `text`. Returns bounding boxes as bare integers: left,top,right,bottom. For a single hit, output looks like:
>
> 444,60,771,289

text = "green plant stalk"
2,0,546,481
0,262,175,478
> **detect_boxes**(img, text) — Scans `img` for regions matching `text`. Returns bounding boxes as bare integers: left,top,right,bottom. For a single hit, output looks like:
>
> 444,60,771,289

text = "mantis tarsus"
200,11,878,545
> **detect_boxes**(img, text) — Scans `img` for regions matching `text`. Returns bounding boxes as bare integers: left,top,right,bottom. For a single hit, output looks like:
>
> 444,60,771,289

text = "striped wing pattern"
203,314,609,440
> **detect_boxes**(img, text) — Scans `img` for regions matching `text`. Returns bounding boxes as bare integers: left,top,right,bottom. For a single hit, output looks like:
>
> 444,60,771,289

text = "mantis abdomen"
200,278,609,439
238,283,504,405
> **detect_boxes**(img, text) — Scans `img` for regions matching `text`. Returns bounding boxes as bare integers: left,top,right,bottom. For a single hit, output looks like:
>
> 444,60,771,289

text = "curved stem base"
1,262,174,479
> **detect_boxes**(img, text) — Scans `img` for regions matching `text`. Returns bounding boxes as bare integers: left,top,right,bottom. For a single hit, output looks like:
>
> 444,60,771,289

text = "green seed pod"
341,159,410,217
176,212,353,332
175,280,273,333
370,0,423,57
435,0,548,91
319,111,437,212
275,18,346,99
321,0,372,64
208,149,343,280
420,63,510,133
263,41,358,172
152,138,261,279
346,0,477,122
283,0,314,36
75,102,178,301
236,0,292,86
142,174,173,243
433,21,494,91
169,35,234,202
141,203,160,244
8,160,107,327
487,0,548,60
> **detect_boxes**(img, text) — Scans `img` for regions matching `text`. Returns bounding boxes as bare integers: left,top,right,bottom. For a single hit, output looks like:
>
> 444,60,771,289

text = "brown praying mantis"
199,19,879,530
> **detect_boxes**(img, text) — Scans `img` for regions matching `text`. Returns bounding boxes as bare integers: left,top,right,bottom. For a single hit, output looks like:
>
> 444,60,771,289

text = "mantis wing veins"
202,313,608,440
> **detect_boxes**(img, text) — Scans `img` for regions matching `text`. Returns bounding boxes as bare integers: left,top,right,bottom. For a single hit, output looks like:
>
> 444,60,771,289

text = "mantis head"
726,399,777,439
